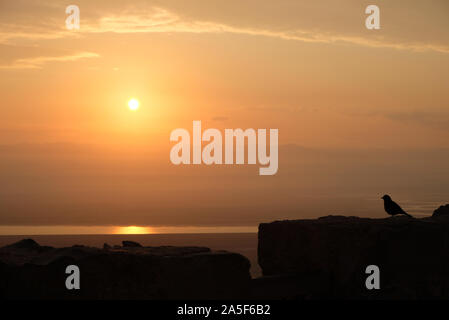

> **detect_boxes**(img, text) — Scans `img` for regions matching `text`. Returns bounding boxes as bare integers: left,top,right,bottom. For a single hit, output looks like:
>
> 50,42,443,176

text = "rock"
103,243,111,250
0,239,251,299
0,239,53,266
258,215,449,299
122,240,142,247
432,204,449,218
4,239,40,249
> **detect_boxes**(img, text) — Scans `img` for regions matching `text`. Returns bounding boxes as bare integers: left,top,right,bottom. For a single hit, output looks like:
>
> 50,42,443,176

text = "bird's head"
381,194,391,201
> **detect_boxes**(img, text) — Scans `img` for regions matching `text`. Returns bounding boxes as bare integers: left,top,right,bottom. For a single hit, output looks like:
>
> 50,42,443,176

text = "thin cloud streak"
84,9,449,54
0,51,100,69
1,7,448,55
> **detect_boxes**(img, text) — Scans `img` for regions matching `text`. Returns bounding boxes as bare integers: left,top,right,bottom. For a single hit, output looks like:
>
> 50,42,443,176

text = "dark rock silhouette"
432,204,449,218
122,240,142,247
0,240,251,299
4,238,40,250
4,207,449,299
258,216,449,299
382,194,412,217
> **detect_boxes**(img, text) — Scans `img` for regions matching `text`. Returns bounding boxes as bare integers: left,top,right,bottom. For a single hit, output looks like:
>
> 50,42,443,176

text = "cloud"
0,29,74,44
0,51,100,69
1,6,449,55
81,9,449,54
342,108,449,132
384,111,449,131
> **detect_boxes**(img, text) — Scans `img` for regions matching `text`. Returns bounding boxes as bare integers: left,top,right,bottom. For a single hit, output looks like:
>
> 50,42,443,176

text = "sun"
128,98,140,111
114,226,152,234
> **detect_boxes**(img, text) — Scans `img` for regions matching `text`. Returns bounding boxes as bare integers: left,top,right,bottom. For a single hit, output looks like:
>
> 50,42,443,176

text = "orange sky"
0,0,448,233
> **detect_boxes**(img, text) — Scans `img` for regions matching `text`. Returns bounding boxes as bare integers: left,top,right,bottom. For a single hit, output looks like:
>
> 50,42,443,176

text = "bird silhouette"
381,195,412,218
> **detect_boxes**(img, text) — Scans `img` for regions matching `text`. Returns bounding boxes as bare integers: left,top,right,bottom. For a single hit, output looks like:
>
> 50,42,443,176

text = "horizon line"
0,225,258,236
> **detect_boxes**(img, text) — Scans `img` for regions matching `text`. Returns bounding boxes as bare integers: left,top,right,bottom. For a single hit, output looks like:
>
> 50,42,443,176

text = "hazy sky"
0,1,448,232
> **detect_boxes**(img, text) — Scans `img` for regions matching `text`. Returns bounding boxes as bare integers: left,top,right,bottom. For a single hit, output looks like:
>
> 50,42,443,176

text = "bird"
381,195,413,218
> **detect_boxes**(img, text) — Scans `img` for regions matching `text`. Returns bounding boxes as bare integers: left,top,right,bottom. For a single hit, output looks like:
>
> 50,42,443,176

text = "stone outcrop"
0,239,251,300
258,215,449,299
122,240,142,247
433,204,449,218
5,212,449,300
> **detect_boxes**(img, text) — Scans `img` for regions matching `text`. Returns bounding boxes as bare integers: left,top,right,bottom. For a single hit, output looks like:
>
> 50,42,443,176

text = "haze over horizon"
1,0,448,234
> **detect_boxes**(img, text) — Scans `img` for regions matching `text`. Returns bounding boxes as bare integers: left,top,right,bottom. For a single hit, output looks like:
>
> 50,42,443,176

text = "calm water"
0,233,261,277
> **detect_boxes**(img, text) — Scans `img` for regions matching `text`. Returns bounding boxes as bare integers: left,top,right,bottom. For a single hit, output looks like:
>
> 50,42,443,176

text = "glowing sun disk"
114,226,152,234
128,98,139,111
